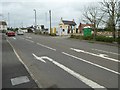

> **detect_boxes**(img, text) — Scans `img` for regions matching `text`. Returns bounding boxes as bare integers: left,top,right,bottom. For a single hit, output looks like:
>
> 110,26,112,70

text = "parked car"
7,31,15,36
17,30,24,35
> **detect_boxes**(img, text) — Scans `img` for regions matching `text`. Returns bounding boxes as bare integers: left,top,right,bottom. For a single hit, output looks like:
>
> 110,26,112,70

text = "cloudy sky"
1,0,101,28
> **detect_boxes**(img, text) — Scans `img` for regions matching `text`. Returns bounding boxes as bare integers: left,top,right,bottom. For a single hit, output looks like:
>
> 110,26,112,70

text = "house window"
60,26,62,28
3,25,5,28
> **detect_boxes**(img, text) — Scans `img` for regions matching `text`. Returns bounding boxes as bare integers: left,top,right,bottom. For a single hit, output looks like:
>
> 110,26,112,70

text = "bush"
95,36,114,43
83,36,93,40
70,35,82,39
115,37,120,44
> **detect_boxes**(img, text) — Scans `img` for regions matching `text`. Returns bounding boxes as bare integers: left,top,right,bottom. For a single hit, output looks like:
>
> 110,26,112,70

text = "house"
0,21,7,32
36,25,48,34
58,18,77,35
78,23,93,33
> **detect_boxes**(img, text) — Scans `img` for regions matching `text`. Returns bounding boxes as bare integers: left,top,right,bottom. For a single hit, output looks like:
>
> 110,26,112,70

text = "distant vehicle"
7,31,15,36
17,30,24,35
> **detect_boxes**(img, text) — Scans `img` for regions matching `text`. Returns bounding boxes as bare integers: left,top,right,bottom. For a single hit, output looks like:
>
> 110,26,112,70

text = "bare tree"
83,5,105,38
100,0,119,40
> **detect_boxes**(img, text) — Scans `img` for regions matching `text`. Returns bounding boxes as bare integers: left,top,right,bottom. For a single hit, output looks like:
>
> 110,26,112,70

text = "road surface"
4,33,119,89
2,34,38,89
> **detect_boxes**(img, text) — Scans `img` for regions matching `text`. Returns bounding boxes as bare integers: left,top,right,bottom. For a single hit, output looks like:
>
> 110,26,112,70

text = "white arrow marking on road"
99,54,108,57
32,53,46,63
32,53,106,89
70,48,120,63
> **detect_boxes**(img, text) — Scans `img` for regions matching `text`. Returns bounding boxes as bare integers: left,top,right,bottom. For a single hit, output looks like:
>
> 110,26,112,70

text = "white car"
17,30,24,35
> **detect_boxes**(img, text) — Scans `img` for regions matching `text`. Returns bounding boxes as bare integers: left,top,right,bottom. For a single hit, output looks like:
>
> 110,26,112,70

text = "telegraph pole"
49,10,51,33
45,12,47,27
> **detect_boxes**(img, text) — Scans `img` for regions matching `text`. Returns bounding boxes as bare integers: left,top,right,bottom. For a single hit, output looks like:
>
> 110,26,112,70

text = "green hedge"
115,37,120,44
70,35,93,40
95,36,114,43
70,34,120,43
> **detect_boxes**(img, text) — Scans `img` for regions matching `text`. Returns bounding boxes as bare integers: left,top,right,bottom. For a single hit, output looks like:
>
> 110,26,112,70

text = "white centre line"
62,52,120,75
32,53,106,89
92,48,119,56
25,39,34,43
70,48,120,63
36,43,56,51
26,36,32,39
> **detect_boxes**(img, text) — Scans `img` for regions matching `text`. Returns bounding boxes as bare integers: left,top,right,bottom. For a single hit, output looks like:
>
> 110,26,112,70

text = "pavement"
2,34,38,89
2,33,120,89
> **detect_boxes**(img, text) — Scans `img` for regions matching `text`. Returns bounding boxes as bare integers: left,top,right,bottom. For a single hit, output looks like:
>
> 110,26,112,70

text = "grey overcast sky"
0,0,101,28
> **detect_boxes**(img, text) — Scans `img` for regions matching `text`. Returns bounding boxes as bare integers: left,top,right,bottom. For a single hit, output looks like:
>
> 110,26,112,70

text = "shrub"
83,36,93,40
115,37,120,44
95,36,114,43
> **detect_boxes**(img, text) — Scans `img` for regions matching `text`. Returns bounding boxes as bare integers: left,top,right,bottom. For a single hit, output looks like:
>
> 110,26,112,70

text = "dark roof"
0,21,7,25
62,20,76,26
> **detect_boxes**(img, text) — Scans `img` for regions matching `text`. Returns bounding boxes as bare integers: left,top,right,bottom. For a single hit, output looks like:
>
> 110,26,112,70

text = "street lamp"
49,10,51,33
33,9,37,31
8,12,10,28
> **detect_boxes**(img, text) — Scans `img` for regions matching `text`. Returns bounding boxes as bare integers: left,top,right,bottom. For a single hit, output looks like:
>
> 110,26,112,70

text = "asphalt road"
0,33,2,90
6,33,119,89
2,34,38,89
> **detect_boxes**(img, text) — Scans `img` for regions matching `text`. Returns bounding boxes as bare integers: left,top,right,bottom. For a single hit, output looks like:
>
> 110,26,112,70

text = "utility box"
83,27,92,37
50,27,56,34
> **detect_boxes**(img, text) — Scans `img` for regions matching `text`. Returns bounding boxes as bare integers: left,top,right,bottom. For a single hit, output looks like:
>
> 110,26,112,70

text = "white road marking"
92,49,119,56
32,53,106,89
25,39,34,43
32,53,46,63
20,37,25,40
26,36,32,39
7,40,42,88
11,76,30,86
62,52,120,75
70,48,120,63
36,43,56,51
13,37,16,40
99,54,108,57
